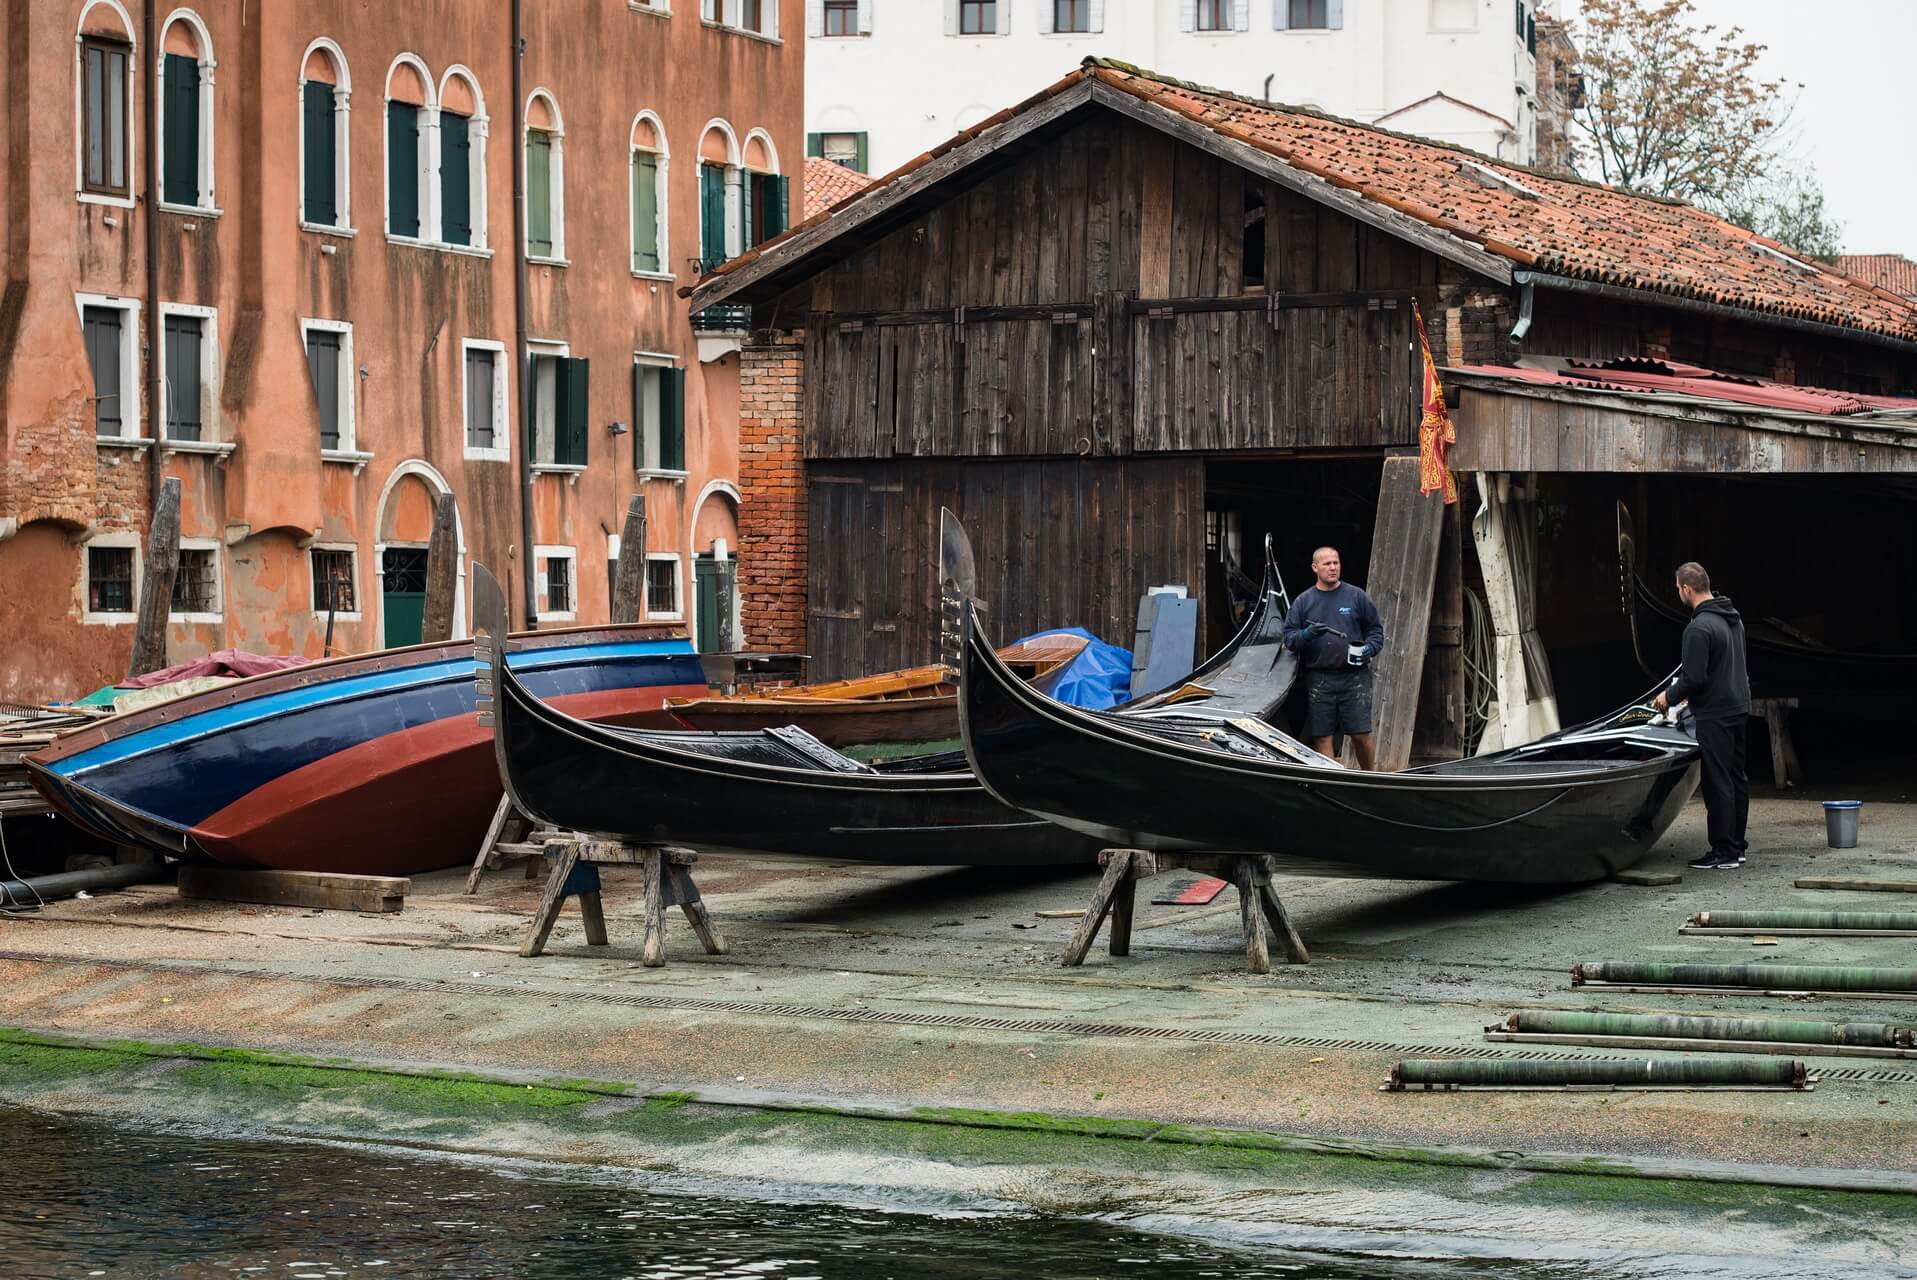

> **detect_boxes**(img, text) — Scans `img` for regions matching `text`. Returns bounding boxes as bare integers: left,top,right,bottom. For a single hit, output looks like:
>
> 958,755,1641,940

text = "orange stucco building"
0,0,802,703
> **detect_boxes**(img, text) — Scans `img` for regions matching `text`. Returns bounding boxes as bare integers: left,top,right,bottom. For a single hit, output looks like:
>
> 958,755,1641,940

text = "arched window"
383,54,433,240
741,129,788,250
75,1,137,204
630,112,668,275
299,38,351,230
696,120,739,269
158,10,215,209
525,89,565,261
439,67,488,248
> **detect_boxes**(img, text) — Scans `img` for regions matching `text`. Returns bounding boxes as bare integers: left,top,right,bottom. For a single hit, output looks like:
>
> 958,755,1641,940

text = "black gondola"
957,598,1702,884
1618,500,1917,698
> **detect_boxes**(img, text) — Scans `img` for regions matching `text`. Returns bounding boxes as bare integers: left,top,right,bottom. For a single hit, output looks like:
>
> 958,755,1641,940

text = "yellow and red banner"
1413,301,1458,504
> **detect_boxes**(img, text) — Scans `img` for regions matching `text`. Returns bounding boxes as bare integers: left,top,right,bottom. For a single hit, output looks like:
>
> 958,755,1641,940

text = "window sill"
463,448,512,464
161,438,237,461
635,468,689,482
701,18,782,43
82,612,137,626
528,253,571,268
96,435,155,451
321,448,375,475
533,464,586,487
160,202,223,218
628,0,670,14
645,613,685,624
1039,30,1099,37
386,234,494,259
78,191,136,209
301,221,357,238
537,611,578,624
310,610,363,622
631,269,676,283
169,611,223,625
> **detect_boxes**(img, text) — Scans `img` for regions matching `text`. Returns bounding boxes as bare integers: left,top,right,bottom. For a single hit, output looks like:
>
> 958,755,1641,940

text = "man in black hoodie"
1653,562,1751,870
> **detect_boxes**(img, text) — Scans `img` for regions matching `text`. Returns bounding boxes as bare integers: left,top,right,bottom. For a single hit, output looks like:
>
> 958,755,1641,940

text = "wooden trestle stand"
1061,849,1308,974
520,838,728,967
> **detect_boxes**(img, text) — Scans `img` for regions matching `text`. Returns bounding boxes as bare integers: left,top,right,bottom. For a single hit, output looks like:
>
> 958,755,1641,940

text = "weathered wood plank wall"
805,457,1203,680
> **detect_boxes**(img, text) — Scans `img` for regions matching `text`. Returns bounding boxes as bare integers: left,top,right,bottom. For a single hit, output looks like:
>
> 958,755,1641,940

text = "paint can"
1824,800,1863,849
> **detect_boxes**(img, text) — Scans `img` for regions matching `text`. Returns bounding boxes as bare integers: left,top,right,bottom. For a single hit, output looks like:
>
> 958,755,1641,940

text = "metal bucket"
1824,801,1863,849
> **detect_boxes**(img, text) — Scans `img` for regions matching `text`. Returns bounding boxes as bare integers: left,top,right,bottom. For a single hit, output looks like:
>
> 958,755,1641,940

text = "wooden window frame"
156,15,218,213
168,538,223,623
309,544,361,618
1195,0,1231,31
1052,0,1092,33
82,534,140,624
302,318,358,458
629,117,670,278
75,292,143,441
644,553,683,622
958,0,997,36
78,34,134,204
159,302,218,445
462,338,511,463
298,40,353,233
822,0,858,35
535,545,578,623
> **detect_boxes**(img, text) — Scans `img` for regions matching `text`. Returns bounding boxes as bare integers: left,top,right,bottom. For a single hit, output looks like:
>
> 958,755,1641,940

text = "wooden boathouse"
693,59,1917,769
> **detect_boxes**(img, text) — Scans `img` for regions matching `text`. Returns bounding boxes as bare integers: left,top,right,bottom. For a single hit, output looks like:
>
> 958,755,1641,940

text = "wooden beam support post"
127,475,181,678
420,491,458,644
1364,455,1447,772
612,494,647,624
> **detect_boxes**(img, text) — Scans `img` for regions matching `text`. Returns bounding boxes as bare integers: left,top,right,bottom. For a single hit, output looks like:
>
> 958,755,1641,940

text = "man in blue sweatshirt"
1281,547,1386,769
1652,561,1751,870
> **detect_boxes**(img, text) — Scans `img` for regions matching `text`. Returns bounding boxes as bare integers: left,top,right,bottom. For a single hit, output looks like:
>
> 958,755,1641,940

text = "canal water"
0,1104,1899,1279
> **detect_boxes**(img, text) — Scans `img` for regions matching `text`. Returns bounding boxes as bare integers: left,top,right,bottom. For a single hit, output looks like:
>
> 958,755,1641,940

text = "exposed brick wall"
737,331,805,654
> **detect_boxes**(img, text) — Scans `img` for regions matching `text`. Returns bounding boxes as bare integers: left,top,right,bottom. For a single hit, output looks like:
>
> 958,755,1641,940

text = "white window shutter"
944,0,957,35
857,0,873,34
997,0,1010,35
1328,0,1344,28
1234,0,1250,31
807,0,822,36
1040,0,1053,34
1090,0,1105,31
1272,0,1288,29
1179,0,1196,32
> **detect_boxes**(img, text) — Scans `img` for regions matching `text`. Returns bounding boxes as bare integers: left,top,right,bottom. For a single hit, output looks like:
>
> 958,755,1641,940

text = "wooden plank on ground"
178,866,409,913
1796,878,1917,893
1365,455,1447,772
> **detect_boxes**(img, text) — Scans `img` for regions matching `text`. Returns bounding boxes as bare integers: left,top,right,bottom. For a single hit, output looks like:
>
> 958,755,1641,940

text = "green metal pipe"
1691,909,1917,931
1502,1010,1915,1049
1388,1057,1808,1090
1573,961,1917,993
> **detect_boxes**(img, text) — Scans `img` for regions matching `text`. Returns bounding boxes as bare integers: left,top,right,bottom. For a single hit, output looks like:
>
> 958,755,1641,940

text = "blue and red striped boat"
27,625,703,876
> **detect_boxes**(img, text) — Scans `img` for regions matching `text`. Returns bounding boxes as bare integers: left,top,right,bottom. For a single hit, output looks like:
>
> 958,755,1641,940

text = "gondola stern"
470,562,546,826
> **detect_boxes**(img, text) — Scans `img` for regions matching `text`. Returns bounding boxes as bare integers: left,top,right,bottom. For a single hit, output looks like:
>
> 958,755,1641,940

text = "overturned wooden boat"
471,563,1105,865
958,598,1701,884
27,624,703,876
663,633,1090,746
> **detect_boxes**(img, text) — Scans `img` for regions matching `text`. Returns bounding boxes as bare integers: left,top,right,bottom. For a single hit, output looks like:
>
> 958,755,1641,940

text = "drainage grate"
7,950,1917,1087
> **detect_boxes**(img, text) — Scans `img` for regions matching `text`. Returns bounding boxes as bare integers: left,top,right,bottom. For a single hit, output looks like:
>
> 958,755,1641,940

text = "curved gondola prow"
1615,499,1660,682
955,597,1026,814
471,561,542,827
1124,537,1291,713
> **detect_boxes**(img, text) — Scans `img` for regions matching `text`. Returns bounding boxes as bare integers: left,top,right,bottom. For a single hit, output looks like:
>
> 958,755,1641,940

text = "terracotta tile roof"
1460,358,1917,417
1837,254,1917,301
803,156,874,221
699,62,1917,346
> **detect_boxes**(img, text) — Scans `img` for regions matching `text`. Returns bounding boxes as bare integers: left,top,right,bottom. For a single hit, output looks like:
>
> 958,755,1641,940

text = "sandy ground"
2,790,1915,1184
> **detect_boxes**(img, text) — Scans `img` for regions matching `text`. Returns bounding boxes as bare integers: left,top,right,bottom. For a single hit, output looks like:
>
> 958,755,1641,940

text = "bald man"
1280,546,1386,769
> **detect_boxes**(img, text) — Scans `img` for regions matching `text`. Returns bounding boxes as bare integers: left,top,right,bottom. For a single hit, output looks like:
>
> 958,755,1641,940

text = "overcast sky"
1553,0,1916,258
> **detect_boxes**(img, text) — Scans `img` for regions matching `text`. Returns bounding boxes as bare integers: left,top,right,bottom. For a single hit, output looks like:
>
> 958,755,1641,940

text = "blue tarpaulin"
1013,627,1133,710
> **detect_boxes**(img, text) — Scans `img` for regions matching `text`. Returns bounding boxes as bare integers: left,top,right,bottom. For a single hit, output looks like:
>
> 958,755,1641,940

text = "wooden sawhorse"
1061,849,1308,974
520,839,727,967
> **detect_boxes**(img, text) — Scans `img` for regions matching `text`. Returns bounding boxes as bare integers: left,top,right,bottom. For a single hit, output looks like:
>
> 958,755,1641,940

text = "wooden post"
420,492,458,643
641,845,667,967
611,494,647,623
1235,859,1270,974
521,840,583,957
127,476,182,678
1411,497,1465,763
1061,850,1137,967
1364,454,1446,772
713,537,734,652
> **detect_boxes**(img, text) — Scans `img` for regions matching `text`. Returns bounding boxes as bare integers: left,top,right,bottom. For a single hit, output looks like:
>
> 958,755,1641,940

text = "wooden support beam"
178,866,408,913
1411,496,1465,762
420,492,458,644
127,476,181,678
612,494,647,624
1365,455,1448,772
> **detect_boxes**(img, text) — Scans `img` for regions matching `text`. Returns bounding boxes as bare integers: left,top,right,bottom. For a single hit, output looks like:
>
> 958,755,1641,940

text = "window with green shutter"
302,80,337,225
768,174,790,238
442,111,471,246
554,356,589,466
163,315,204,442
82,306,124,435
527,129,554,256
387,102,420,237
700,164,728,267
660,366,685,472
631,150,660,272
162,52,200,206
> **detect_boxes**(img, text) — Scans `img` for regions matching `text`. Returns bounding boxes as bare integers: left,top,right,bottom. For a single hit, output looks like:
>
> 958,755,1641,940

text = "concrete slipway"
3,792,1917,1272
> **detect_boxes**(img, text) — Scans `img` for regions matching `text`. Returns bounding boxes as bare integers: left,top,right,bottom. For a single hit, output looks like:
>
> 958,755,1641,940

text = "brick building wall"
736,332,805,653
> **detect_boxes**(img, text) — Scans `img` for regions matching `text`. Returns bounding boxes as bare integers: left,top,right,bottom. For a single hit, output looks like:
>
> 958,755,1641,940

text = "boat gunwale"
29,621,690,765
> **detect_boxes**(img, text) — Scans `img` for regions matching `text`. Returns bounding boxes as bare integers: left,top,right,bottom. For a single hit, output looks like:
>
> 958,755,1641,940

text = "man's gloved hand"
1304,622,1333,638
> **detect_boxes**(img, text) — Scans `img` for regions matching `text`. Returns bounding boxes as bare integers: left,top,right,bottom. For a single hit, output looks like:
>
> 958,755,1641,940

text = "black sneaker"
1687,852,1738,870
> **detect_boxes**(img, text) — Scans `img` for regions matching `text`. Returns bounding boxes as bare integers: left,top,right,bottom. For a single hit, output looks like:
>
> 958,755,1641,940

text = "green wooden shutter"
556,356,590,465
853,132,869,174
742,173,757,249
631,361,646,470
162,53,199,205
527,130,553,255
806,132,823,157
302,81,336,225
387,102,420,237
700,164,727,265
441,111,471,246
661,366,685,471
765,174,790,237
632,151,660,272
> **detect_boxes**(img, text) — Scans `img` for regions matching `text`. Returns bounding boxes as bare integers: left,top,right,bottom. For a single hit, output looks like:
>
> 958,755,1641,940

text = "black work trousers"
1695,715,1750,859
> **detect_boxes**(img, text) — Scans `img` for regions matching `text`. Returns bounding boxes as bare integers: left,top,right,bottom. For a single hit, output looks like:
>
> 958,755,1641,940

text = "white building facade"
807,0,1550,178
